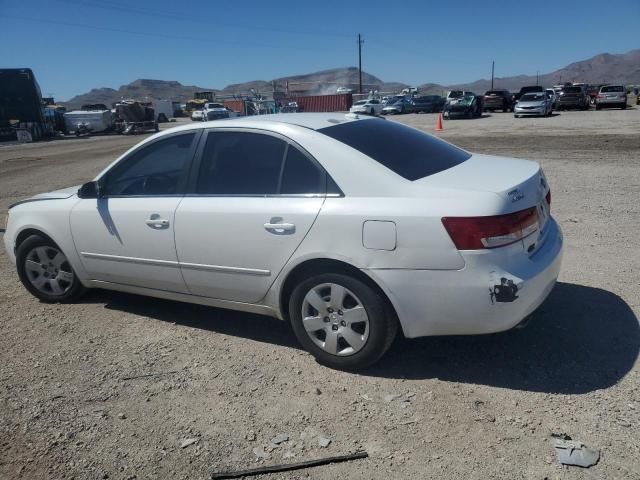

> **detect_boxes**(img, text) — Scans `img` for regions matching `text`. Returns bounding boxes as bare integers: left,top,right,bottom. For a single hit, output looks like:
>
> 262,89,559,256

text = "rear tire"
16,235,85,303
289,273,397,370
621,103,627,110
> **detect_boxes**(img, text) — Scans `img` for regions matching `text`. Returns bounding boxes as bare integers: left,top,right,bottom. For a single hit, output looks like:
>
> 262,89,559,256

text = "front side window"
103,133,196,196
197,132,286,195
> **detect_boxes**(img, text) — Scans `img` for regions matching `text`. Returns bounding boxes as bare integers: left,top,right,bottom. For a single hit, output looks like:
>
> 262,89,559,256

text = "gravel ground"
1,110,639,480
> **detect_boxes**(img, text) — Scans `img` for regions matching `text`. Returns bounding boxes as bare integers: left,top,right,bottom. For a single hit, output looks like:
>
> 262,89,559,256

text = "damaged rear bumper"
366,218,563,338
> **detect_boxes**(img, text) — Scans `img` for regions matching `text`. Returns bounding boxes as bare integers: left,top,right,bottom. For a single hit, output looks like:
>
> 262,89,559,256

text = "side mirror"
78,181,99,199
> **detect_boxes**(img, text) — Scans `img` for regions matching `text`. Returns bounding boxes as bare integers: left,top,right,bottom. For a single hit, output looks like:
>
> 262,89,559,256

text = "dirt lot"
1,110,639,480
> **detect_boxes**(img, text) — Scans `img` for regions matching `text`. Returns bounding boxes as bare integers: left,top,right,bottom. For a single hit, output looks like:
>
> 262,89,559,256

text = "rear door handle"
146,218,169,228
264,222,295,233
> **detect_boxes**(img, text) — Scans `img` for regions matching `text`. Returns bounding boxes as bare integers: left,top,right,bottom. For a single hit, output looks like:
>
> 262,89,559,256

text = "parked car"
190,109,205,121
3,113,561,370
595,85,627,110
381,97,411,115
556,85,590,110
445,90,475,104
514,92,553,117
203,102,240,120
483,90,513,112
514,86,544,102
409,95,446,113
401,87,419,95
349,99,384,116
336,87,353,94
443,94,483,119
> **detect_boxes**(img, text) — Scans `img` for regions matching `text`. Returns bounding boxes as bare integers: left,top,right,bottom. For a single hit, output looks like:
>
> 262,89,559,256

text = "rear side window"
318,119,471,181
280,146,326,194
197,132,286,195
601,85,624,93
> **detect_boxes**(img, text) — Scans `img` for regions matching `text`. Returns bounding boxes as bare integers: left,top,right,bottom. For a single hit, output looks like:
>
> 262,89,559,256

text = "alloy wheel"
301,283,370,356
24,246,74,296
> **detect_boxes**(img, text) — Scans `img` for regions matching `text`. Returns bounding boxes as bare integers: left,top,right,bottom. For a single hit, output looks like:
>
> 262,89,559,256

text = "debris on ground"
245,431,256,441
384,394,401,403
212,451,368,479
318,436,332,448
270,433,289,445
553,439,600,468
180,438,198,449
252,447,270,460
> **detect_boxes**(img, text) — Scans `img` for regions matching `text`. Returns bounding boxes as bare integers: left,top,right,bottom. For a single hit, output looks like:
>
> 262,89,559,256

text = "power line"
55,0,354,39
0,14,348,52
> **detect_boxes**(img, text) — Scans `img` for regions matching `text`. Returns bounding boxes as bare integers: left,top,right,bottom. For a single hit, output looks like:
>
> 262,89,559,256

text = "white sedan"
349,99,384,116
3,114,563,370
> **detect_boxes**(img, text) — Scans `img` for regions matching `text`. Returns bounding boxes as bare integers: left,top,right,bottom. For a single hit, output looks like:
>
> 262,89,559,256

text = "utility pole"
491,61,495,89
536,70,539,86
358,33,364,94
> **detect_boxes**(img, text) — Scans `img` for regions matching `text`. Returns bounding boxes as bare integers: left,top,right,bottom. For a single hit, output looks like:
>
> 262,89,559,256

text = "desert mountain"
444,49,640,93
64,49,639,108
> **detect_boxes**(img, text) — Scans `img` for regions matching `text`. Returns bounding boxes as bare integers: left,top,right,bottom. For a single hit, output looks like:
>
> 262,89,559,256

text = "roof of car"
164,113,376,134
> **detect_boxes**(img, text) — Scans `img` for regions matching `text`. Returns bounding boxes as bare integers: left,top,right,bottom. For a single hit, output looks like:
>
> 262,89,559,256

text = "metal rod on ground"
211,451,368,479
358,33,363,94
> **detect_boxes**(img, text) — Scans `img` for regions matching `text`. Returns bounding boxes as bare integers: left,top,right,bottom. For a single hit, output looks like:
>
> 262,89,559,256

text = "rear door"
174,129,327,303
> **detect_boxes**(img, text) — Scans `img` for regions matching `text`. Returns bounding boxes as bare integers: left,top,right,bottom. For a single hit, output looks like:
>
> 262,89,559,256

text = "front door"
174,130,327,303
70,131,199,293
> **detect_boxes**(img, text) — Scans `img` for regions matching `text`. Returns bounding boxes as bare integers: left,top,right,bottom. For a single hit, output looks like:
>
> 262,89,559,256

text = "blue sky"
1,0,638,100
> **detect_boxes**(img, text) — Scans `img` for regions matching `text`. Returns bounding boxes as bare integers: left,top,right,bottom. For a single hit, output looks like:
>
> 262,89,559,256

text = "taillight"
442,207,539,250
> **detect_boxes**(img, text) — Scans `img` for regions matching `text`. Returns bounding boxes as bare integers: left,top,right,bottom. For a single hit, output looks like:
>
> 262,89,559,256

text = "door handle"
146,218,169,228
264,222,295,233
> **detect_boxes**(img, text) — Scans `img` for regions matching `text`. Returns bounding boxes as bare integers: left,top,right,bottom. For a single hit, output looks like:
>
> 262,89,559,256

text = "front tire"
289,273,397,370
16,235,85,303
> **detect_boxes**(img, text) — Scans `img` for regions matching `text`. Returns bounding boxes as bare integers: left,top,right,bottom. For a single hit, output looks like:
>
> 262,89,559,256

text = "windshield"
562,87,582,93
318,119,471,181
601,85,624,93
521,93,545,101
448,91,463,98
521,87,543,94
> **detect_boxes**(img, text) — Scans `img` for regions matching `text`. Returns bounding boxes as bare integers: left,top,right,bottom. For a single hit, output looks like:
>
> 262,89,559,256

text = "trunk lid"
419,154,550,254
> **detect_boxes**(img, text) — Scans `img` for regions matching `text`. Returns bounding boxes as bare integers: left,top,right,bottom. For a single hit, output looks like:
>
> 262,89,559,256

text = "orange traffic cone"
435,113,443,131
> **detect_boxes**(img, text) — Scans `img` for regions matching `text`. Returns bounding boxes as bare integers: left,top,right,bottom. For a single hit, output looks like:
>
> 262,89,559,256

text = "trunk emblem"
508,188,524,203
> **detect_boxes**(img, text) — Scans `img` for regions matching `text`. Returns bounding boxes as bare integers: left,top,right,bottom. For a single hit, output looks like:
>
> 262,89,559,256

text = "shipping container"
288,93,352,112
224,99,245,115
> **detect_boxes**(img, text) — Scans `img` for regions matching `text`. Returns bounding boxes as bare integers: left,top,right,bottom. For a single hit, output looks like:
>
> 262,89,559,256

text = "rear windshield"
601,85,624,92
318,119,471,181
521,86,543,93
485,90,505,96
562,86,582,93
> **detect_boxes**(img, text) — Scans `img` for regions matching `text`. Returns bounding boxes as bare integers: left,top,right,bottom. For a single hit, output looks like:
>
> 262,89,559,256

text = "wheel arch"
14,227,58,253
278,257,404,335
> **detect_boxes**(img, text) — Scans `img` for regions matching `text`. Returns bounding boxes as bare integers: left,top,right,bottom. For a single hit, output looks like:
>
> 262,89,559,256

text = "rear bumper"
596,99,626,105
367,218,563,338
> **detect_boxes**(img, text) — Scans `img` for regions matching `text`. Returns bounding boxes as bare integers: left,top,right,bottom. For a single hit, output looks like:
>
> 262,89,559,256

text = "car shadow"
82,281,638,394
366,282,639,393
